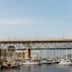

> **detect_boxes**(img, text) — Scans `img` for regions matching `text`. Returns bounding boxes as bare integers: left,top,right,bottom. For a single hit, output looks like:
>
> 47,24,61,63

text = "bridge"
0,39,72,50
0,39,72,59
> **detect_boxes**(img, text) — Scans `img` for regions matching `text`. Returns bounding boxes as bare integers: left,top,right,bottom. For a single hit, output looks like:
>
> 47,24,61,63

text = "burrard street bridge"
0,39,72,59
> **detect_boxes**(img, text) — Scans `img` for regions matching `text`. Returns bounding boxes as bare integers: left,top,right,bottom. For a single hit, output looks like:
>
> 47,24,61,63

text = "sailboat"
59,49,72,65
1,60,20,69
59,59,72,65
23,50,42,65
23,59,41,65
41,50,50,64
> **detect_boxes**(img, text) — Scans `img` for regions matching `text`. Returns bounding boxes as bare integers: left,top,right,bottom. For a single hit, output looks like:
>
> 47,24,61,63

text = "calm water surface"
0,64,72,72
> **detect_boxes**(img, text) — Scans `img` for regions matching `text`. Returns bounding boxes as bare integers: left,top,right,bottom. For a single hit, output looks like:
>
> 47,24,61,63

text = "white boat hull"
23,61,41,65
59,59,72,65
59,62,72,65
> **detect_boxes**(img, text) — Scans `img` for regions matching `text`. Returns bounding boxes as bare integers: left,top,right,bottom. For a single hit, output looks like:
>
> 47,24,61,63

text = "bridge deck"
0,39,72,43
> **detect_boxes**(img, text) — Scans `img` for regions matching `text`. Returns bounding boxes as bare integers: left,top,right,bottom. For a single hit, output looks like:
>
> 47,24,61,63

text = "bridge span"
0,39,72,59
0,39,72,50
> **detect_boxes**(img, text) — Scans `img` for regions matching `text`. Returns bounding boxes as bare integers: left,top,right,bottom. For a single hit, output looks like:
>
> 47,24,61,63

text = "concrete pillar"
0,49,1,58
23,52,25,58
24,48,31,59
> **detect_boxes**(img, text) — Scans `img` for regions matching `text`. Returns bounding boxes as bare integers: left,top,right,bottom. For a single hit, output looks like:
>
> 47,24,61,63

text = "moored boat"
41,59,50,64
23,58,42,65
23,60,42,65
59,59,72,65
1,61,20,69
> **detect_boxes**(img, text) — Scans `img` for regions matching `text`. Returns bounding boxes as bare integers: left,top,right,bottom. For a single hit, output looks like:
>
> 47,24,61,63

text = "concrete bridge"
0,39,72,59
0,39,72,49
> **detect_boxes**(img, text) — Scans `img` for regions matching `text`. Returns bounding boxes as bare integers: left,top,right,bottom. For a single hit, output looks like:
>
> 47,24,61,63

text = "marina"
0,40,72,71
0,0,72,72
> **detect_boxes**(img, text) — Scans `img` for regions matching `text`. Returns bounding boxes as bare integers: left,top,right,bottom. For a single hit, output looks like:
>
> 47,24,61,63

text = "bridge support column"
24,48,31,59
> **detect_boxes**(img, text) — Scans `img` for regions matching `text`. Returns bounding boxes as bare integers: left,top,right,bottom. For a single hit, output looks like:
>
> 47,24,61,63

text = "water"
1,64,72,72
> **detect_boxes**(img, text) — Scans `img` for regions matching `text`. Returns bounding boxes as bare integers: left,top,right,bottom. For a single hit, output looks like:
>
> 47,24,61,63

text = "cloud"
0,18,33,25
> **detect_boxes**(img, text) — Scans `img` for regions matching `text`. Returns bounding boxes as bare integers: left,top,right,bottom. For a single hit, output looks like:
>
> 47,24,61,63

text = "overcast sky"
0,0,72,40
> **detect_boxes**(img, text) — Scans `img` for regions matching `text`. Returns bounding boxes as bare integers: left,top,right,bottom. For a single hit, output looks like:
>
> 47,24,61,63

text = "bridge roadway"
0,39,72,43
0,39,72,50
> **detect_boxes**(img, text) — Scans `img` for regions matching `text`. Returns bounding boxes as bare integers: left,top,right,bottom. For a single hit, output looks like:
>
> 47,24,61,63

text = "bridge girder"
0,40,72,50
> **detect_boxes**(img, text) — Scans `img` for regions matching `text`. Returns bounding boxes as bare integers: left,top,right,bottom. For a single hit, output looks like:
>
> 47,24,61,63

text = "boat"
23,60,42,65
53,60,60,64
59,46,72,65
52,59,60,64
59,59,72,65
15,59,23,65
23,58,42,65
42,60,48,64
41,59,51,64
23,61,39,65
1,61,20,69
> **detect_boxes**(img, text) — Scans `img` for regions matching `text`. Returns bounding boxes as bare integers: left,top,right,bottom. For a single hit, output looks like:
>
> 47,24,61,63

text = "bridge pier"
24,48,31,60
